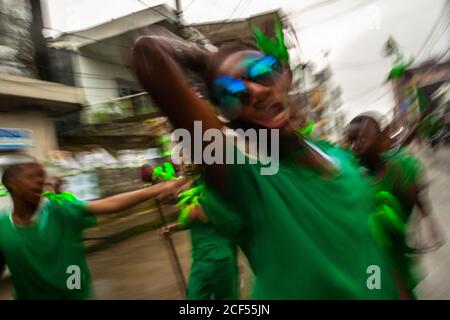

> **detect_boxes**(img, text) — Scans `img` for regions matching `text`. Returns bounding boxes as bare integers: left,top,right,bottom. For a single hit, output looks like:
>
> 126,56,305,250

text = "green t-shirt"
371,149,425,292
201,140,399,299
0,198,96,299
189,221,236,263
376,149,424,216
178,179,237,263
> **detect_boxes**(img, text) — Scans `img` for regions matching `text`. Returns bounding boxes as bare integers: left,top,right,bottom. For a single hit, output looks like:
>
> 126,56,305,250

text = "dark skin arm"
132,35,221,136
160,205,208,234
132,35,226,187
402,183,445,250
87,178,188,215
160,222,184,234
403,183,430,218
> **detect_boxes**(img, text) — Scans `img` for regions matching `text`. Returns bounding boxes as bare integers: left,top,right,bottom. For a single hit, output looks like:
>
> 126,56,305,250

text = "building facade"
0,0,83,163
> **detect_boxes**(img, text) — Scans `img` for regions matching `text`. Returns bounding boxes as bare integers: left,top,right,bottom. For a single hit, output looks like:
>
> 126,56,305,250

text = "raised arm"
132,33,229,188
87,178,188,215
132,34,222,135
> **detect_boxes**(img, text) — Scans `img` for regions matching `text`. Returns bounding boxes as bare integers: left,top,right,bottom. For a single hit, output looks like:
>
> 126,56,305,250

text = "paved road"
414,145,450,299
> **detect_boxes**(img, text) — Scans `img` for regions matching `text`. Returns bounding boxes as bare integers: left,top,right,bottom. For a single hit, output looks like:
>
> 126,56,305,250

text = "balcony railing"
82,92,159,124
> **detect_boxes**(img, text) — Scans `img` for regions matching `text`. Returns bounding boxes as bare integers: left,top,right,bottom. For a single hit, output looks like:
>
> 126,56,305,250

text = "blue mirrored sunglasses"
212,55,283,119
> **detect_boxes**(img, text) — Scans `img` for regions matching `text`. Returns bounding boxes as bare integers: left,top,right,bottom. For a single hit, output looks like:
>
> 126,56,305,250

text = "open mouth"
252,109,290,129
31,188,43,197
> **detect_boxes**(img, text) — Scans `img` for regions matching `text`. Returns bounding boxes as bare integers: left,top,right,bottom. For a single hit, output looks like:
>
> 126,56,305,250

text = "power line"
42,26,131,50
1,5,176,51
0,11,129,50
0,59,124,81
415,1,450,60
333,59,386,67
343,83,384,103
365,90,391,107
424,16,450,58
436,47,450,62
423,5,450,53
201,0,248,36
235,0,253,19
333,62,387,71
3,29,135,71
290,0,375,30
290,0,343,16
183,0,196,12
343,90,391,111
135,0,179,22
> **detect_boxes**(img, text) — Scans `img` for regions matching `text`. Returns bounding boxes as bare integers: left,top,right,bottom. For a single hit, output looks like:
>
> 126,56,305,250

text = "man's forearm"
87,185,163,215
87,179,187,215
168,222,184,232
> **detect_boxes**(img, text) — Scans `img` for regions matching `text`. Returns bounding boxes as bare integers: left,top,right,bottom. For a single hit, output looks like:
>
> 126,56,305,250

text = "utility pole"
175,0,186,38
175,0,184,27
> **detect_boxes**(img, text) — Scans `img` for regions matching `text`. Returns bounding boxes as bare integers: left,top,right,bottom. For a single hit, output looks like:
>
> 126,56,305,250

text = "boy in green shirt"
346,111,441,299
162,180,239,300
0,161,187,299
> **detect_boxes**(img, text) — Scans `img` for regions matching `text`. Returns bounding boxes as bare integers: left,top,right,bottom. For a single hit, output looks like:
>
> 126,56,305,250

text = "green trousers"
187,258,239,300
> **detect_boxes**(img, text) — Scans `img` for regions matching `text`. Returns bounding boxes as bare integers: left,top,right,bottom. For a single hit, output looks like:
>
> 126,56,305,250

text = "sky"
42,0,450,122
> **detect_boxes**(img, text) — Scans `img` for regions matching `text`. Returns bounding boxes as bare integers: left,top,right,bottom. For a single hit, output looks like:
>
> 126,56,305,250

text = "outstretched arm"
87,178,188,215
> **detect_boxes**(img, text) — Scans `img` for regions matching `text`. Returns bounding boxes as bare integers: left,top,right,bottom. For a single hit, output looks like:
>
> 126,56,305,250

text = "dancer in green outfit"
346,111,438,299
162,179,239,300
0,161,187,299
164,185,239,300
132,28,399,299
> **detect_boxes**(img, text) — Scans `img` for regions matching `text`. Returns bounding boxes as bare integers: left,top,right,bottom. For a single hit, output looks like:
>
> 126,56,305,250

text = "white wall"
72,54,136,106
0,111,58,161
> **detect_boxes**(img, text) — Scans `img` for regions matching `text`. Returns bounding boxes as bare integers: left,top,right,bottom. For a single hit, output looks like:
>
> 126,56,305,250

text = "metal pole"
175,0,184,27
155,198,187,298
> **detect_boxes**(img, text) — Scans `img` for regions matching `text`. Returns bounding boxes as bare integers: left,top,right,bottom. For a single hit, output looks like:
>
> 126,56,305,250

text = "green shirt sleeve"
200,185,244,241
200,145,255,241
388,151,424,191
59,200,96,232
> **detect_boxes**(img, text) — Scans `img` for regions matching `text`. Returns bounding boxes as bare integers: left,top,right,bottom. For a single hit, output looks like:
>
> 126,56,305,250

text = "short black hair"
1,162,40,192
349,116,382,133
208,41,259,71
